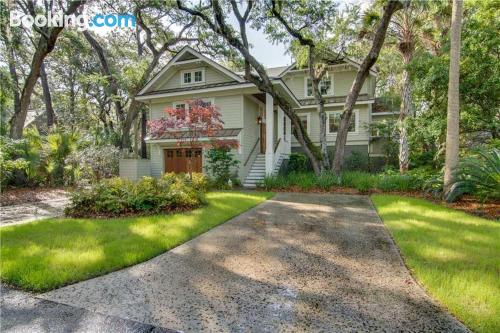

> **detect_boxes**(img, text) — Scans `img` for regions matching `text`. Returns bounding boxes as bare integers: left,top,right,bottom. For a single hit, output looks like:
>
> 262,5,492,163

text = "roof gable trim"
138,46,245,96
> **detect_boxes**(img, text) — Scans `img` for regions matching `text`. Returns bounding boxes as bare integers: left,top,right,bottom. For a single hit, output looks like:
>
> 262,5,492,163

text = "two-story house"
119,46,380,187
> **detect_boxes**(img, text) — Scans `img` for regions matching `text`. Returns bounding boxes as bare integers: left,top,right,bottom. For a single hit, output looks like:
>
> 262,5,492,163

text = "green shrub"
354,177,373,193
446,148,500,202
258,169,438,194
287,153,309,173
65,173,207,217
260,174,289,190
204,147,239,189
288,172,316,191
344,151,369,172
316,172,339,190
341,171,377,189
377,175,414,192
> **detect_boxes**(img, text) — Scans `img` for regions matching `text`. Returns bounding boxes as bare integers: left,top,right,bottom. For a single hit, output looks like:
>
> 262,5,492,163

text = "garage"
164,148,202,173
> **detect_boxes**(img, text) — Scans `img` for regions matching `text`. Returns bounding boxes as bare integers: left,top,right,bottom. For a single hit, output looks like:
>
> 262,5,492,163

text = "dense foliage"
0,128,120,188
204,147,240,189
65,173,207,217
260,168,435,194
446,148,500,202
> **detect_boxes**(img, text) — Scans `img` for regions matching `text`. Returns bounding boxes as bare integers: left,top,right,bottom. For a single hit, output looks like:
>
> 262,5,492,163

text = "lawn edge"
2,191,275,294
368,195,472,332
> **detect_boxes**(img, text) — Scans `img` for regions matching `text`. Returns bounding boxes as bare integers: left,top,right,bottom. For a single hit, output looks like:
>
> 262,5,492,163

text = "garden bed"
257,170,499,220
256,186,499,220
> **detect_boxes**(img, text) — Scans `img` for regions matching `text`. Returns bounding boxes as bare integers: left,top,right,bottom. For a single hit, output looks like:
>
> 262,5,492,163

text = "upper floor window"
306,76,333,97
181,68,205,85
327,110,357,134
172,99,213,121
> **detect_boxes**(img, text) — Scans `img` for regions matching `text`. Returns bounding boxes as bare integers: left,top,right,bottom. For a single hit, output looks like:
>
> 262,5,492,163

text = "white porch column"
265,93,274,175
285,112,292,152
277,106,284,141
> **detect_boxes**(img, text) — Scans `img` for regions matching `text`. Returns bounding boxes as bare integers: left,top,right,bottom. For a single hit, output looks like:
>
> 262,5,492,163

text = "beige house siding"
240,97,261,179
292,104,370,147
148,94,246,179
149,95,244,129
281,67,369,100
119,159,151,181
157,66,233,91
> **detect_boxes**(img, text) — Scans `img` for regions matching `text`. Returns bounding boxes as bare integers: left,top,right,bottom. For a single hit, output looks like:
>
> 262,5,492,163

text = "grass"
0,191,273,292
371,194,500,333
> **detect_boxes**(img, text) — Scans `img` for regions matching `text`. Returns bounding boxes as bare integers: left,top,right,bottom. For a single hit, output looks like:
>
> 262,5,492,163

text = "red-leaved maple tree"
148,99,239,174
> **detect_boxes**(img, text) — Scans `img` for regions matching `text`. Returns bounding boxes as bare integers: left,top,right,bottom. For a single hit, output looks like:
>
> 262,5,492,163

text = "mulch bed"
0,187,70,206
256,186,499,221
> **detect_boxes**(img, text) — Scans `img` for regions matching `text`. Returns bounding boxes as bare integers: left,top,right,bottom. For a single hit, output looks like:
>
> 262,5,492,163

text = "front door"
164,148,202,173
260,122,266,153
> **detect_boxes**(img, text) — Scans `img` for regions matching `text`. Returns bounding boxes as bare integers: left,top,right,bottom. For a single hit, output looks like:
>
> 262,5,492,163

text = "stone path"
40,193,469,332
0,198,69,227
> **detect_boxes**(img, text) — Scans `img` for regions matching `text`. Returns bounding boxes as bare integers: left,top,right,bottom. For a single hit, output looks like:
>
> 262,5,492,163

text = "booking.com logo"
9,11,136,31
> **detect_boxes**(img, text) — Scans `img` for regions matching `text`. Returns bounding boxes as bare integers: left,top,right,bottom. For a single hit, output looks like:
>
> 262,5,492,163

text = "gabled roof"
277,57,378,78
138,46,245,96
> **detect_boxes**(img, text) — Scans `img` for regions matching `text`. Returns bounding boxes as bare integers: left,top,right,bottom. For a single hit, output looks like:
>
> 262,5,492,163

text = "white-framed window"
297,113,311,134
172,98,214,121
181,68,205,85
327,110,357,134
305,75,333,97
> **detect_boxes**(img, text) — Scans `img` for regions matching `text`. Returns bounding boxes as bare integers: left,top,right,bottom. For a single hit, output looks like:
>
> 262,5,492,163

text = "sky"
232,0,370,68
90,0,371,69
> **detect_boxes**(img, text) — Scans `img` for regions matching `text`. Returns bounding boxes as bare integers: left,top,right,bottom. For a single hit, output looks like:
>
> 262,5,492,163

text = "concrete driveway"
41,193,468,332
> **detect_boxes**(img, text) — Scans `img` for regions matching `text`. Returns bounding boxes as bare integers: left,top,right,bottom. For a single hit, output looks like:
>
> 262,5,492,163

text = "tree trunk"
444,0,463,194
82,30,125,125
318,101,329,170
178,0,323,174
40,62,56,128
398,58,411,174
331,0,403,175
8,0,85,139
140,109,148,158
2,22,21,125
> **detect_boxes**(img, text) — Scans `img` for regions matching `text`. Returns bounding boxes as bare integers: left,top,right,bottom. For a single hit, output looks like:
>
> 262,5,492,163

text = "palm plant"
446,148,500,202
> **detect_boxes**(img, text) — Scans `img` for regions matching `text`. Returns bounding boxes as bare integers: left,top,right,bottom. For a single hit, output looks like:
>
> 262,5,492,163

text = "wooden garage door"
164,148,202,174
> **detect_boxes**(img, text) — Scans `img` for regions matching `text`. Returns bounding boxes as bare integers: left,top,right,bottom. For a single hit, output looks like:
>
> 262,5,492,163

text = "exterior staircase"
243,154,266,188
243,153,286,188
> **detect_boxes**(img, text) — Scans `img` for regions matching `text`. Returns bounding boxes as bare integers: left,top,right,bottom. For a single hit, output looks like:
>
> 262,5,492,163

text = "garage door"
164,148,202,173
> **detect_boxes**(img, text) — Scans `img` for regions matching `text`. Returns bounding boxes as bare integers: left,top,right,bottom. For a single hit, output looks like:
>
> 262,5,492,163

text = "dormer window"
305,76,333,97
181,68,205,85
194,70,203,82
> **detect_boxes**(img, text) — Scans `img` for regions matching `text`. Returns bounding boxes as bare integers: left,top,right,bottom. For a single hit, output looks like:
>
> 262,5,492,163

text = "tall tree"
390,5,421,173
177,0,324,174
267,0,350,171
444,0,463,193
40,61,56,127
83,2,196,153
8,0,85,139
331,0,403,175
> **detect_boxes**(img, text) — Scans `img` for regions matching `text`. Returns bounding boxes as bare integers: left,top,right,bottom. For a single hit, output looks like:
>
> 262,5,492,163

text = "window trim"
326,109,358,134
304,74,334,98
297,112,311,135
180,67,205,86
172,98,215,119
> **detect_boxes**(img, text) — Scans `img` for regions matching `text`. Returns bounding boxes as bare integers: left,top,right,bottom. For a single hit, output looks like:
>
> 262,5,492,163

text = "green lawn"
371,194,500,333
0,191,273,292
